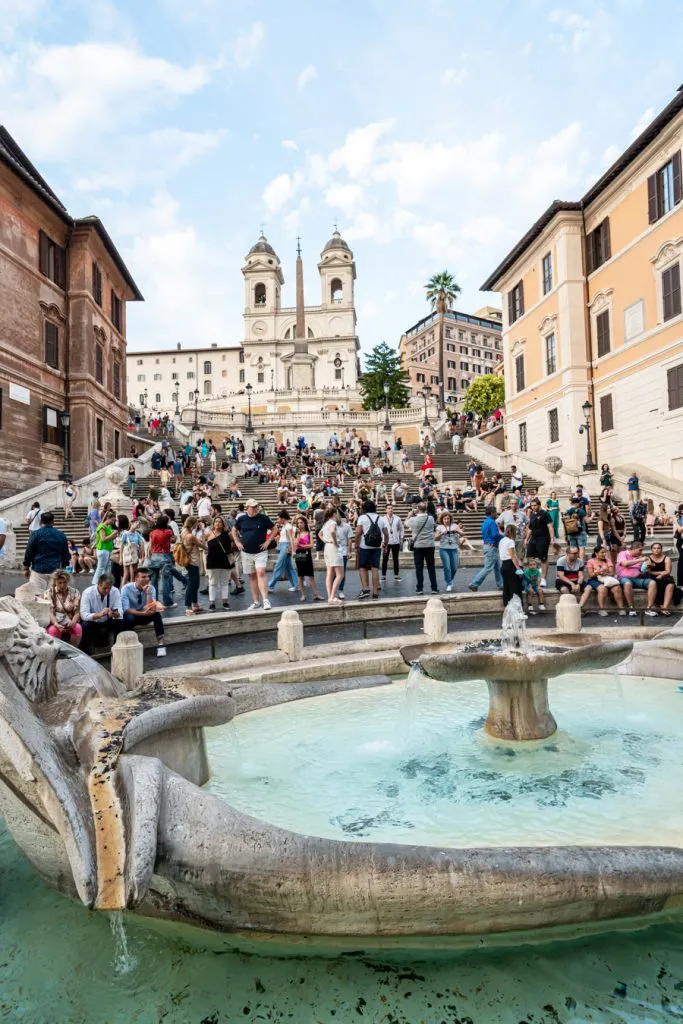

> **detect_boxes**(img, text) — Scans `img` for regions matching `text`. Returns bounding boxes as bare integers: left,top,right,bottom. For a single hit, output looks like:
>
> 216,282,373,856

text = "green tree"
425,271,461,410
359,342,411,410
462,375,505,418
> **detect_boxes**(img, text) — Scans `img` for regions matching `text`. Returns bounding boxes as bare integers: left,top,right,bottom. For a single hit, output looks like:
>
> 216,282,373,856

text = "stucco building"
399,308,503,404
482,87,683,483
127,231,360,416
0,127,141,497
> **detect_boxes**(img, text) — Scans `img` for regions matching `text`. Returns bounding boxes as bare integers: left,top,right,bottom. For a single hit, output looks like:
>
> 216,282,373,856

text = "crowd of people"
18,434,683,657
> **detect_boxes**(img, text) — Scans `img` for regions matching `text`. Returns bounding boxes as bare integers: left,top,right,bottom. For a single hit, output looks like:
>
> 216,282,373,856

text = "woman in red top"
420,453,434,480
147,514,175,608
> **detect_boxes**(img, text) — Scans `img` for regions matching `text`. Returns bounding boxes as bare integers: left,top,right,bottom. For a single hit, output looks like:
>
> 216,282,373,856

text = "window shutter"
648,173,659,223
508,290,514,323
518,282,524,316
673,262,682,317
673,151,682,206
602,219,611,261
39,230,49,275
585,234,594,275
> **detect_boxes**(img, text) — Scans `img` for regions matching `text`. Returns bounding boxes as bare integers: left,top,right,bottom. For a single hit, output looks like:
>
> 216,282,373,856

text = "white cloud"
630,106,654,139
548,8,593,51
328,120,395,178
0,0,46,40
262,171,303,213
0,42,210,160
283,196,310,234
281,139,299,151
441,67,466,86
323,183,366,217
232,21,264,69
297,64,317,92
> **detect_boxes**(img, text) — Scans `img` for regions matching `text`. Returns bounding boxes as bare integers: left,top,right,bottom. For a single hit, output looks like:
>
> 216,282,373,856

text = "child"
523,557,544,614
646,499,655,538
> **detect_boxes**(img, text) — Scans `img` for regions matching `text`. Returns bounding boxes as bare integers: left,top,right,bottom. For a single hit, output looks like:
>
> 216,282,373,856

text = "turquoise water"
3,819,683,1022
205,673,683,848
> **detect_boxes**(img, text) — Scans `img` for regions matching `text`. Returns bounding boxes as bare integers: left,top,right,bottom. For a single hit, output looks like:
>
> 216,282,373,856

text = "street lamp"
578,399,597,471
59,409,71,481
192,387,200,432
421,386,431,427
270,369,274,391
172,388,180,416
383,381,391,431
231,405,235,421
245,382,254,433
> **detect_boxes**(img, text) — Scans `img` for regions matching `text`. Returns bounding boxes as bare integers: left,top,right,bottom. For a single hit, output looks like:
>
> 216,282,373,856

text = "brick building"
0,127,142,497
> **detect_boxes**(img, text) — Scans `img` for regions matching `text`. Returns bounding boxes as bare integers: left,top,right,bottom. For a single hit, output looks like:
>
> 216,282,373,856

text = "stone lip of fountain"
1,594,683,955
401,598,634,741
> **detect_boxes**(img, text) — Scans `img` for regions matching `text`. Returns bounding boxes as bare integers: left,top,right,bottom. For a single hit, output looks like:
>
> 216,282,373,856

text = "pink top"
586,557,614,578
616,550,642,579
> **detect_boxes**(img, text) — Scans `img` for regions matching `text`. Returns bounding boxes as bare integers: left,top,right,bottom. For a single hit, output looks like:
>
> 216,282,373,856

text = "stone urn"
100,463,128,509
541,454,563,495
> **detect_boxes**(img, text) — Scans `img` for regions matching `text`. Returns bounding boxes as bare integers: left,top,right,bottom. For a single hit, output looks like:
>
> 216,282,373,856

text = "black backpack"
364,514,382,548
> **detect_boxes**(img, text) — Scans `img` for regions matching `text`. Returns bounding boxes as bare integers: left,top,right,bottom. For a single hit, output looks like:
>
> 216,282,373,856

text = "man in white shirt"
379,505,404,582
80,574,123,654
27,504,44,532
451,432,461,453
197,494,213,523
391,478,407,503
509,466,524,492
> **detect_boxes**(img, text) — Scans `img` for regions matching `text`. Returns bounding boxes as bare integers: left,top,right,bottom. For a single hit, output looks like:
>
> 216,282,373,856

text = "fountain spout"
501,596,527,653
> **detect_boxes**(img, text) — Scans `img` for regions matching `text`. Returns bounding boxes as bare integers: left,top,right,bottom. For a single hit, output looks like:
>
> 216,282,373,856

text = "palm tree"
425,271,461,412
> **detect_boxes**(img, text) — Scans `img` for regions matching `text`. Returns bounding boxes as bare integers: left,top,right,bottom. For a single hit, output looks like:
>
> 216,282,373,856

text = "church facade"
126,231,361,417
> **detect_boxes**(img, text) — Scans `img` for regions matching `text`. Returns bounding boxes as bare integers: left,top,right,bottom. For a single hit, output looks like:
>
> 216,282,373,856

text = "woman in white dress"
320,507,344,604
63,482,79,519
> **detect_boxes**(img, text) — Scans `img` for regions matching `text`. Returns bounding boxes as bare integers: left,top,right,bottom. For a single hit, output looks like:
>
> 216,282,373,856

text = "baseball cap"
245,499,260,509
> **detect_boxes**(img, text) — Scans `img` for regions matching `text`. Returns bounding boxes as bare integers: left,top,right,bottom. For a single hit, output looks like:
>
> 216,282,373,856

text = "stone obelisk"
290,238,315,388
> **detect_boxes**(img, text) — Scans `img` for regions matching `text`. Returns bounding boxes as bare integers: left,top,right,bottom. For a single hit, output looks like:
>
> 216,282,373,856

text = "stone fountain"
401,598,634,741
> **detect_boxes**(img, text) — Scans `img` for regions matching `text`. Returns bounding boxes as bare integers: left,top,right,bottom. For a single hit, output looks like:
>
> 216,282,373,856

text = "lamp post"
421,386,431,427
231,405,235,421
270,369,274,391
578,399,596,471
172,388,180,417
192,387,200,432
383,381,391,431
245,382,254,433
59,409,71,481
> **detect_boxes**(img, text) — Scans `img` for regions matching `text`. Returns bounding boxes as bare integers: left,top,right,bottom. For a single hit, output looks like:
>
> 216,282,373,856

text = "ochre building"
0,127,142,497
482,88,683,483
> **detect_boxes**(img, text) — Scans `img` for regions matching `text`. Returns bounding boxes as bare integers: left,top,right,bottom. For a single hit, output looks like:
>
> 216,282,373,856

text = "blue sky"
2,0,682,359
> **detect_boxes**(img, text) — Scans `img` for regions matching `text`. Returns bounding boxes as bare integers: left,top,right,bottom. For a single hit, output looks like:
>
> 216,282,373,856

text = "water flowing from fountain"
109,911,137,975
500,595,528,654
396,663,424,747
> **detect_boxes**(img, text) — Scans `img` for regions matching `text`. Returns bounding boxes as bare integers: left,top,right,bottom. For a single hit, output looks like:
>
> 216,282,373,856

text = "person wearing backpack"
354,499,388,599
407,502,438,595
561,496,588,558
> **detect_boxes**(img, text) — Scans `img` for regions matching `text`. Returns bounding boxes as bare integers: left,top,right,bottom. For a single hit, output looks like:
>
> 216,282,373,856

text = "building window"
137,374,145,382
334,367,342,379
114,429,120,459
667,364,683,411
446,343,455,352
330,278,343,303
136,358,143,365
43,406,60,445
92,261,102,306
544,332,557,375
515,354,525,392
113,361,121,400
662,263,682,321
221,370,227,378
155,392,161,403
459,346,468,354
586,218,611,274
596,310,611,356
239,369,245,383
447,360,455,369
95,343,103,384
111,290,122,331
484,350,492,360
461,379,469,389
518,422,527,452
542,252,553,295
600,394,614,432
44,321,59,369
447,376,456,390
139,394,146,405
150,373,160,381
430,375,439,385
445,328,451,338
187,371,195,379
257,372,264,383
648,151,682,223
254,283,266,305
188,391,194,403
96,417,104,452
548,408,559,443
460,361,469,371
171,372,178,380
507,281,524,324
239,349,245,363
38,230,66,288
203,360,212,375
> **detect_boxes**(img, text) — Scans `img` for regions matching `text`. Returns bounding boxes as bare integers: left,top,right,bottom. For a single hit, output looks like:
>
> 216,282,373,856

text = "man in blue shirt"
23,511,70,587
121,567,167,656
469,506,503,592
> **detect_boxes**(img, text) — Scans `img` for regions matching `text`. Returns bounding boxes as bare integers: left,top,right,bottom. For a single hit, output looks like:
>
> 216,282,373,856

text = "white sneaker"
619,609,627,617
288,586,298,592
263,599,272,610
338,591,346,599
156,646,167,657
446,584,452,592
538,603,546,611
598,609,608,617
247,601,261,611
644,608,658,617
540,578,547,588
628,609,638,616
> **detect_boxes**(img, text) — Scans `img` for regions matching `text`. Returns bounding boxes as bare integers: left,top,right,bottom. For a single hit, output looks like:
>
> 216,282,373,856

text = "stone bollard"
111,630,144,690
423,597,448,643
555,593,581,634
15,574,51,628
277,609,304,662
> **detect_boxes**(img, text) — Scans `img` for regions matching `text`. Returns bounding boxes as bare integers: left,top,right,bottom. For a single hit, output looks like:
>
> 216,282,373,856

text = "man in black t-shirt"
231,499,278,611
524,497,557,587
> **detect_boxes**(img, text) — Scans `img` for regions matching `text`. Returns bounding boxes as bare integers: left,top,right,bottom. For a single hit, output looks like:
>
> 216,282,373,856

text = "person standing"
62,481,79,520
499,524,524,607
93,511,118,585
524,497,556,588
379,504,404,584
121,567,167,656
545,491,560,539
231,499,277,611
23,511,70,590
408,502,438,595
206,516,234,611
292,515,323,602
26,502,44,533
469,507,503,592
451,432,461,454
630,497,647,544
336,513,354,599
320,508,344,604
355,499,387,600
146,514,175,609
627,471,640,504
435,512,464,592
267,510,299,593
178,516,206,615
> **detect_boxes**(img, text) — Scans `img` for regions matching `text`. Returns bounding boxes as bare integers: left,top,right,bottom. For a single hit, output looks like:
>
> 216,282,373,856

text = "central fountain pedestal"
485,677,557,741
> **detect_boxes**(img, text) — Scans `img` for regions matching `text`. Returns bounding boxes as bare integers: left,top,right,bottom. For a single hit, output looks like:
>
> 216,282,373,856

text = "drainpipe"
580,206,598,473
64,222,74,477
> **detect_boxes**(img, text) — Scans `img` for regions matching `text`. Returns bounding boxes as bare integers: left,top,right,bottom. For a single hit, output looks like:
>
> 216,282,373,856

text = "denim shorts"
575,531,588,548
619,575,650,590
359,547,381,570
